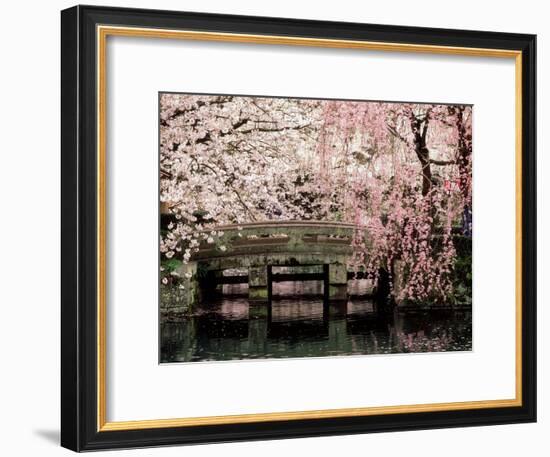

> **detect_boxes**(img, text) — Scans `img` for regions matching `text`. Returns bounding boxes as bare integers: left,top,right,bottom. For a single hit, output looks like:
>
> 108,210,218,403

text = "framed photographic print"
61,5,536,452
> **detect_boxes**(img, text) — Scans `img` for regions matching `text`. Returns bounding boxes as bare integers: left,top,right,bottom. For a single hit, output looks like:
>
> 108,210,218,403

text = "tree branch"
238,123,311,134
430,159,457,166
232,188,257,221
386,125,408,145
421,122,429,143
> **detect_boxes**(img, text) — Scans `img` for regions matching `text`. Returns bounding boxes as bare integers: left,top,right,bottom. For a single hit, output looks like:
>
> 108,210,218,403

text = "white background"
108,36,516,421
0,0,547,455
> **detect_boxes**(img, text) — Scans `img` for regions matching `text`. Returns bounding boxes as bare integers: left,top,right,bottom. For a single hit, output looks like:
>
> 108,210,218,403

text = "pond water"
160,281,472,363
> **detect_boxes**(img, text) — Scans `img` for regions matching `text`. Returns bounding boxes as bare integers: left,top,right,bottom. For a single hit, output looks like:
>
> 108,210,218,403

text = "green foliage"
161,258,182,273
450,238,472,305
160,258,184,288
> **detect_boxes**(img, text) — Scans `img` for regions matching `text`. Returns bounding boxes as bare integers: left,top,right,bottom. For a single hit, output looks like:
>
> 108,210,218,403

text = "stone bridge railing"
191,220,359,263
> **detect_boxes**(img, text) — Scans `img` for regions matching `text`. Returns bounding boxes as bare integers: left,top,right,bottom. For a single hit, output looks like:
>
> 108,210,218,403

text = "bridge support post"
327,261,348,302
248,265,269,303
165,261,199,314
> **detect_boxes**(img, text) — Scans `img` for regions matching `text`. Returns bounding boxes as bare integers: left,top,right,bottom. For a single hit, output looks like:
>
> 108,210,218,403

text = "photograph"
159,93,473,363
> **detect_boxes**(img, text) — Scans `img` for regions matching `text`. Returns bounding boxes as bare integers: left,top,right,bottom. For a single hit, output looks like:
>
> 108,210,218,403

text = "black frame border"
61,5,536,452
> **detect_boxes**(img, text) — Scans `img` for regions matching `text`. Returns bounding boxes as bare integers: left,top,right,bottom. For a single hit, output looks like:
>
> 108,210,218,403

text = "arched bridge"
175,221,370,309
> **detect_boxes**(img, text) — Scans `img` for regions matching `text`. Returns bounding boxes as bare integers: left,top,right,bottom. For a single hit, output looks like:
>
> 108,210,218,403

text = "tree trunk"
409,112,433,197
417,146,432,196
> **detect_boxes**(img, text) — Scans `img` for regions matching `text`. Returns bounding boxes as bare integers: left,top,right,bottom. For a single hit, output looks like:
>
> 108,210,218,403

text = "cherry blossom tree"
160,93,472,304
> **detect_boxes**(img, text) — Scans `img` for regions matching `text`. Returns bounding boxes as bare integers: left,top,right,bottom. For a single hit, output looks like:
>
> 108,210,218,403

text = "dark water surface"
160,282,472,363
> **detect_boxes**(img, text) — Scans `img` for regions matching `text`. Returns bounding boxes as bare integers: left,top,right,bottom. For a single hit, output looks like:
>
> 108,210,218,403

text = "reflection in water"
160,283,472,363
